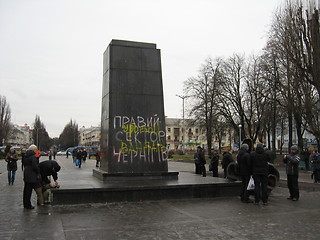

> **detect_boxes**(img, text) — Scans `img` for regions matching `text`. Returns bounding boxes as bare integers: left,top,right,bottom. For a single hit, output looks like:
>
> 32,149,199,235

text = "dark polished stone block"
100,39,168,174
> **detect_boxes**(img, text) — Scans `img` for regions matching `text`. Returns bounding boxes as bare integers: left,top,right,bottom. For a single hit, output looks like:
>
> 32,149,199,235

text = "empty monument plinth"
94,39,178,180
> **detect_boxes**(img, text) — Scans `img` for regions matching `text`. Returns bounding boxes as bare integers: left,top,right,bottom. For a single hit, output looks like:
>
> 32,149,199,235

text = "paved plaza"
0,155,320,240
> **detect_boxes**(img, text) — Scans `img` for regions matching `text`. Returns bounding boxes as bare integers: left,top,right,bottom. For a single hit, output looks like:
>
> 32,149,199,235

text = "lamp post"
176,95,188,151
239,124,242,147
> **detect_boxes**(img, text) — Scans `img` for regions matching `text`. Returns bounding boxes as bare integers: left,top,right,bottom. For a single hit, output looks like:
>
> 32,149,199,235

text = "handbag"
75,159,79,166
247,176,255,191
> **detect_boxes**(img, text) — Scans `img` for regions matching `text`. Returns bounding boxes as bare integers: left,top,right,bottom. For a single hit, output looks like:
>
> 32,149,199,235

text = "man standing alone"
283,145,300,201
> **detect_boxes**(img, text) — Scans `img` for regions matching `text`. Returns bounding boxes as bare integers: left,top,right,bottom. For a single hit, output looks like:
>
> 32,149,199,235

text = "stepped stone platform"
50,158,241,205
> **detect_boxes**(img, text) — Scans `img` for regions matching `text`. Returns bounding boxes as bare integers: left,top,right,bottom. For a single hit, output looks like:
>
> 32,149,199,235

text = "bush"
168,150,174,158
177,149,185,155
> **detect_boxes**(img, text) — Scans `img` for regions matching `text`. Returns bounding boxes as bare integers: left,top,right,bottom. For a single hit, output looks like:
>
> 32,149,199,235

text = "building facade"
79,126,101,147
6,124,32,147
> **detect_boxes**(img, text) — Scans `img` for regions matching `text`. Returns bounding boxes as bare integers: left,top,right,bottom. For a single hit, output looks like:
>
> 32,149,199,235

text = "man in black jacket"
237,144,252,203
251,143,271,205
209,149,219,177
194,146,206,176
22,144,42,209
38,160,61,186
283,145,300,201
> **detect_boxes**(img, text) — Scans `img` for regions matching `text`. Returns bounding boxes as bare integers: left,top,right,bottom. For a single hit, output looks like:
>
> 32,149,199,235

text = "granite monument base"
93,169,179,181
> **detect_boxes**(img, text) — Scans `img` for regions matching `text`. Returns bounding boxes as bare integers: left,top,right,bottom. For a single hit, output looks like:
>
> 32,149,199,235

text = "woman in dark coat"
5,147,18,185
22,144,43,209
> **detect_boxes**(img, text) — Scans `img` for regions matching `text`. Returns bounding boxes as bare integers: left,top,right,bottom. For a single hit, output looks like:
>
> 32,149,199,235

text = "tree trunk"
288,109,293,149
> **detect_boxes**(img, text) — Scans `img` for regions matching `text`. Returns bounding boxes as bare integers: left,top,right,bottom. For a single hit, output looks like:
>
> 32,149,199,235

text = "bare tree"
218,54,246,144
184,57,223,151
265,0,320,150
0,95,12,145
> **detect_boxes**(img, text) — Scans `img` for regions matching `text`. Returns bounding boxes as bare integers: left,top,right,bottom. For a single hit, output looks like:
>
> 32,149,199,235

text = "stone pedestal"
100,40,172,176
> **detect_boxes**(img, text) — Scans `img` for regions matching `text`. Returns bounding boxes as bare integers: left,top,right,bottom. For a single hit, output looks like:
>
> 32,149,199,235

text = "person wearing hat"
5,147,19,185
22,144,43,209
283,145,300,201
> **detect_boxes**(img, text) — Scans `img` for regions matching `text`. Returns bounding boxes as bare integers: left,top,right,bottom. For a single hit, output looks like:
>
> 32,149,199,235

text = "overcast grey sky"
0,0,281,138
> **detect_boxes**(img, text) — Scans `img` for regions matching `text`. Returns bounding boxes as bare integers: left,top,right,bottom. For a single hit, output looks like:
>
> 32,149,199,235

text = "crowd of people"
72,148,88,168
2,141,319,209
194,143,302,205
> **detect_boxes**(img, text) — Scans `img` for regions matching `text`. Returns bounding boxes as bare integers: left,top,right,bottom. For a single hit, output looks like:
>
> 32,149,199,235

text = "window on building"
196,129,199,134
167,135,171,140
167,128,171,132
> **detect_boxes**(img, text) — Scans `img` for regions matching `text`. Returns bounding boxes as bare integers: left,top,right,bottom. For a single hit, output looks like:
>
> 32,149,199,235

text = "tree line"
184,0,320,153
0,95,79,150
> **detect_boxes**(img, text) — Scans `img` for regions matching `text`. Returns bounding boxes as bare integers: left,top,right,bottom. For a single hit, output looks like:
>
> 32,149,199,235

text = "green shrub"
177,149,185,155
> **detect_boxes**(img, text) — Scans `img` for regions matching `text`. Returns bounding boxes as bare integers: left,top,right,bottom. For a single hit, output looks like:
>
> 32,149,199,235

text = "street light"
239,124,242,147
176,95,188,151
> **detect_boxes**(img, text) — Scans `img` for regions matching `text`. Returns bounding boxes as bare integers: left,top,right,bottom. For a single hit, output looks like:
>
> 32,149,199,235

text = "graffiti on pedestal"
112,115,167,164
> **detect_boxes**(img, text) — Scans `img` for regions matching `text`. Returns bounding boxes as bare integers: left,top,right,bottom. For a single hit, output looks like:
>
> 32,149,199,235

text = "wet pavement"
0,156,320,239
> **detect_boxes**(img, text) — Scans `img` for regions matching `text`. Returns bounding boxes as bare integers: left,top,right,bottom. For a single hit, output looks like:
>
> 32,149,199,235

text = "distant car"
57,151,67,155
40,151,48,156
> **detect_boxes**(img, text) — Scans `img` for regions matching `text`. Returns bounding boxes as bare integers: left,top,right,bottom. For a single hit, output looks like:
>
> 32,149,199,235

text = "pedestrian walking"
22,144,43,209
302,148,310,171
5,147,18,185
311,150,320,183
48,150,53,160
76,148,83,168
251,143,271,205
95,149,101,167
53,149,57,160
237,144,253,203
82,149,88,163
283,145,300,201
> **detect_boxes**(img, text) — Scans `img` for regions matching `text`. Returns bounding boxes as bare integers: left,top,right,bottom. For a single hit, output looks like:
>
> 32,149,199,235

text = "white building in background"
7,124,32,146
79,126,101,147
165,118,235,151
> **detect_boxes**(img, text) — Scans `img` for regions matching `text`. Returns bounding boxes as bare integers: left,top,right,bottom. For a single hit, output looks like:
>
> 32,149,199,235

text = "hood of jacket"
25,150,35,158
255,145,265,154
